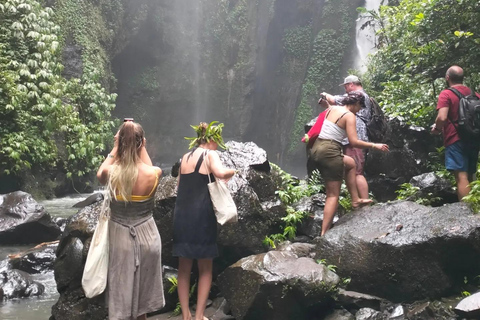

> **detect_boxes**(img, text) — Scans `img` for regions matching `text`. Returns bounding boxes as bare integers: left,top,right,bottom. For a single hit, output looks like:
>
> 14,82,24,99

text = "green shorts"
311,139,344,182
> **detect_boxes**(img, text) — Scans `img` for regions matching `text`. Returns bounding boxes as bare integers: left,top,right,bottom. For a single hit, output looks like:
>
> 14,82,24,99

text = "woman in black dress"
173,122,235,320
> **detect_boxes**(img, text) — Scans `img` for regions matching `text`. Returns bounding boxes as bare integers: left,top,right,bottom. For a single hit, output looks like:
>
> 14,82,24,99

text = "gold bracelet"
371,143,375,148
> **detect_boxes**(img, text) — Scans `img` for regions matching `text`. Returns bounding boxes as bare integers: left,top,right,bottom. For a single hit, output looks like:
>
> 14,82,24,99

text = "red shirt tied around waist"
436,85,480,147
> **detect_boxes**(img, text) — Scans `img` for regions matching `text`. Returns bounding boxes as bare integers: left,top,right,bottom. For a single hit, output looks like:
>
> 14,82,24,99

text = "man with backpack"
431,65,480,201
321,75,372,199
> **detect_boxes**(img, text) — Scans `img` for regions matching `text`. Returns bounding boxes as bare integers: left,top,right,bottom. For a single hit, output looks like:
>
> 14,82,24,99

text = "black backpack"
448,87,480,144
359,96,388,143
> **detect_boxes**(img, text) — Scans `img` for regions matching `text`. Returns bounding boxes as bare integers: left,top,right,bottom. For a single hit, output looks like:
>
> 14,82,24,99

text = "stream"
0,193,94,320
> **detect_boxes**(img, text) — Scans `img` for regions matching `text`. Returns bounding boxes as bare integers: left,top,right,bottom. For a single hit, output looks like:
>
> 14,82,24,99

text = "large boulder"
155,141,286,269
313,201,480,302
0,191,61,244
217,247,340,320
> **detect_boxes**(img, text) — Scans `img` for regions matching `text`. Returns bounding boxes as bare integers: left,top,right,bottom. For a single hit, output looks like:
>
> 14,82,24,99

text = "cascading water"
354,0,384,72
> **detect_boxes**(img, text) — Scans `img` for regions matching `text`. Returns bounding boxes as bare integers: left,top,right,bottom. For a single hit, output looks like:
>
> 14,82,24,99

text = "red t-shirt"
436,85,480,147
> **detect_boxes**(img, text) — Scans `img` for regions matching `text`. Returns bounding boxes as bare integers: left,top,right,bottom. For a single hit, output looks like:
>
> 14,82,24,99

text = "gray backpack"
448,87,480,144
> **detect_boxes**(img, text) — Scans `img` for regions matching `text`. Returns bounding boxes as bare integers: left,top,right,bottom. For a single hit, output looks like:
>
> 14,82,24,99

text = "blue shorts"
445,140,480,176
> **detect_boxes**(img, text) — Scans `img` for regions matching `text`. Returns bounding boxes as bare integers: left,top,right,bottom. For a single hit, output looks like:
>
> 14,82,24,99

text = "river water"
0,193,94,320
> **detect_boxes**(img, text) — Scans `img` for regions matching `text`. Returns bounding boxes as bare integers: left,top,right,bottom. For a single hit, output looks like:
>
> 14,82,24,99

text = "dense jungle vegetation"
0,0,116,196
0,0,479,200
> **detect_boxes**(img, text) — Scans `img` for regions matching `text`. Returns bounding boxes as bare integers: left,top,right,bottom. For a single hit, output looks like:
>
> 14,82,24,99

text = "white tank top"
318,111,348,143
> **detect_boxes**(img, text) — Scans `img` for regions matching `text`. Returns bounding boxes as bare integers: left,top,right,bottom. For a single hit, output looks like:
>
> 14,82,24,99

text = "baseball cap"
339,75,360,86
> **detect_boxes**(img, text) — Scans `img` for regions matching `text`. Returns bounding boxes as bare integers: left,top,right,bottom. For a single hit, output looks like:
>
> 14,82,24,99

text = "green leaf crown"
185,121,226,149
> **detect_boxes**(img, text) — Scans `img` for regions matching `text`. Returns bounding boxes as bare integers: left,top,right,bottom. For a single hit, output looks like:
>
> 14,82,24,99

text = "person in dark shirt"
431,65,480,200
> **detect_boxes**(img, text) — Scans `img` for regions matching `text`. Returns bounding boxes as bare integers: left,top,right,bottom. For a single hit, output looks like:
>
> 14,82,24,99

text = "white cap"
339,75,360,86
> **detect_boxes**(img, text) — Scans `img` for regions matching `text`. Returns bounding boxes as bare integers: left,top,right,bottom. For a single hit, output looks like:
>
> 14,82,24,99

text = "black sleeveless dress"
173,151,218,259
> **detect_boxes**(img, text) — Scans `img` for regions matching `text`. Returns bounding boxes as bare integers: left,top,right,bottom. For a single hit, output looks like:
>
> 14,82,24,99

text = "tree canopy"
362,0,480,127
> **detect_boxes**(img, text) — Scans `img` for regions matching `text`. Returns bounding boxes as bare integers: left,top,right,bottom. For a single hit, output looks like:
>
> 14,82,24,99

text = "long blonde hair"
107,122,145,201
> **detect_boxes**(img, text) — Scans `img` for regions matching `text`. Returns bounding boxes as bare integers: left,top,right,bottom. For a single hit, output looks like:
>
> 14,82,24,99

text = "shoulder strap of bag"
446,87,464,128
203,150,213,184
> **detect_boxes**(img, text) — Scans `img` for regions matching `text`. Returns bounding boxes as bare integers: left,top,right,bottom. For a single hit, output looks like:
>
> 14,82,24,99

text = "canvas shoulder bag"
82,190,110,298
203,150,238,225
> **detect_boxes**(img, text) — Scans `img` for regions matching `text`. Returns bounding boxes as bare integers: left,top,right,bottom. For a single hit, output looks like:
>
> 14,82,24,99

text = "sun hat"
339,75,360,86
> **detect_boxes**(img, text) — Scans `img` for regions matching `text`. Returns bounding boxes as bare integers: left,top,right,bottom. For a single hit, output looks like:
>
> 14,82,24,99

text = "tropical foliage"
362,0,480,127
0,0,116,192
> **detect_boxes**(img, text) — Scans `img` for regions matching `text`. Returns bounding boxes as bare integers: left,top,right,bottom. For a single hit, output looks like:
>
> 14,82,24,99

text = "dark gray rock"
0,191,61,244
454,291,480,318
9,241,58,274
365,119,442,202
0,269,45,299
409,172,457,206
217,250,340,320
337,289,386,313
72,193,103,208
61,39,83,80
313,201,480,302
355,308,383,320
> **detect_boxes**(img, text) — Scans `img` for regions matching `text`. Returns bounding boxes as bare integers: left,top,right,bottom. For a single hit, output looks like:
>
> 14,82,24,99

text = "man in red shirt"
432,65,480,200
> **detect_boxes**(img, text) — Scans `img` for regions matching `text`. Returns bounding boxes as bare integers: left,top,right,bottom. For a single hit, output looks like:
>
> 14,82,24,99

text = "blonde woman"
173,122,235,320
96,120,164,320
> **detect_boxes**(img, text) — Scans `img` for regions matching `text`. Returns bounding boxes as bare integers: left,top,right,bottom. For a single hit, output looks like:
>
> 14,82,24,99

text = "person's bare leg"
178,257,194,320
356,174,369,199
454,170,471,201
321,180,341,236
194,259,213,320
343,156,372,207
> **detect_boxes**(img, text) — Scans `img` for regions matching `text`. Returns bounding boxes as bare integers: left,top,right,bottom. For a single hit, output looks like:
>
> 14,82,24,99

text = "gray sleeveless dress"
107,197,165,319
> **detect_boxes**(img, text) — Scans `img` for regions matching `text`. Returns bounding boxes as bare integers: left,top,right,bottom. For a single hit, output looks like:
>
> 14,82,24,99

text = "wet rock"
276,241,316,258
313,201,480,302
355,308,383,320
53,217,68,233
365,119,442,202
51,287,107,320
405,301,435,320
9,241,58,274
0,269,45,299
72,193,103,208
0,191,61,244
454,291,480,318
324,308,355,320
388,304,405,319
217,250,340,320
293,194,339,239
409,172,457,206
54,237,84,292
337,289,386,313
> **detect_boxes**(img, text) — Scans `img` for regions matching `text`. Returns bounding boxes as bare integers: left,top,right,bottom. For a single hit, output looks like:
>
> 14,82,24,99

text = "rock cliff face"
110,0,363,168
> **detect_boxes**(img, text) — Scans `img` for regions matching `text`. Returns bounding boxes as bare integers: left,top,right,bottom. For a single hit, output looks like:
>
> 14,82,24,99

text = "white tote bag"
82,192,110,298
204,151,238,225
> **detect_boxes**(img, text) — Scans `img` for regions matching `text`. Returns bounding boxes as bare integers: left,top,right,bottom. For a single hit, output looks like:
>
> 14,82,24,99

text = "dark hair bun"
342,91,365,108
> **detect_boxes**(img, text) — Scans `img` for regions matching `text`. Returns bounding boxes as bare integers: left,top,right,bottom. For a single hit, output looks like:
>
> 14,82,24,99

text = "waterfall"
354,0,383,72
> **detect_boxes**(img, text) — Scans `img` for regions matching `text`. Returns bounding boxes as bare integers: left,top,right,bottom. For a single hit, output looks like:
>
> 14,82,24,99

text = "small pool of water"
0,193,97,319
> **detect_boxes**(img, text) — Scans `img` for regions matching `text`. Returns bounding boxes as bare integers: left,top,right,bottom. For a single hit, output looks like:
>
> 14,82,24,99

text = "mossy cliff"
109,0,363,168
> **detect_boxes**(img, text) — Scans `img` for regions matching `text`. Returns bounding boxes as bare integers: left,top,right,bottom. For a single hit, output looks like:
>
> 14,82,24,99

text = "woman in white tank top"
312,91,389,236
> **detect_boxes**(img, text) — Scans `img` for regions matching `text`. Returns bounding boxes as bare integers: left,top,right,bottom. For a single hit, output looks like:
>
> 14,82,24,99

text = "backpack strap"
447,87,465,99
446,88,463,128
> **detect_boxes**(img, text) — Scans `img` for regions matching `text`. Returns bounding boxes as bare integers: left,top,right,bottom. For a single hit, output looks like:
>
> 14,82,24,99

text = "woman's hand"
372,143,389,152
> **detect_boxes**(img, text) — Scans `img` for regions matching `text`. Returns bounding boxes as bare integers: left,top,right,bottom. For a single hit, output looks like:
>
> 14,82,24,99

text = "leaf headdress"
185,121,226,149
